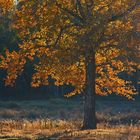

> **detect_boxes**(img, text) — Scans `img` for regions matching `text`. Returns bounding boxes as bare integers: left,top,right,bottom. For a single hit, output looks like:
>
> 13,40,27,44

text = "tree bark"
82,51,96,129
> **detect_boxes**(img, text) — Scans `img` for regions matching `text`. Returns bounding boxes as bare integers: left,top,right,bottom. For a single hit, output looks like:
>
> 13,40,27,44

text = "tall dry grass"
0,119,140,140
0,99,140,139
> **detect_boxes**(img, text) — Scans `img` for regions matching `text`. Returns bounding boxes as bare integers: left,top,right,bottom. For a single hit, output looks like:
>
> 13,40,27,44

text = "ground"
0,98,140,140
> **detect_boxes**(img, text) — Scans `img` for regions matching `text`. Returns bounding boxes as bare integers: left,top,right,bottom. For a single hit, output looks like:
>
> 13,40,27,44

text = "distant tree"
0,0,140,129
0,0,17,54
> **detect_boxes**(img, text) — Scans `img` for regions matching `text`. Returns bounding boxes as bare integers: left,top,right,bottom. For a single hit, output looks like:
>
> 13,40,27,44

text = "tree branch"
76,0,85,18
53,24,80,49
53,28,64,48
56,2,84,24
110,1,140,22
85,0,94,16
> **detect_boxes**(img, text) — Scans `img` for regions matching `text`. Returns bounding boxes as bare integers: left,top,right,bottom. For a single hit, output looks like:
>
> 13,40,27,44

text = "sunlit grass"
0,99,140,139
0,119,140,140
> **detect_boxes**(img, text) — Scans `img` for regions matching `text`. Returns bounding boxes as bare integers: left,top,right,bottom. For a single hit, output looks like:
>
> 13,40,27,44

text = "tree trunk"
82,51,96,129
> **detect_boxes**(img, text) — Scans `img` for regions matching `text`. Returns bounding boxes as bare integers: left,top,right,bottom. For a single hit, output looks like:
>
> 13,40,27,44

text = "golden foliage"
0,0,140,99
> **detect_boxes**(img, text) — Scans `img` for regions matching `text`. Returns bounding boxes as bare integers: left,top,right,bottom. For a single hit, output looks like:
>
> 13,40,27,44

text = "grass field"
0,98,140,140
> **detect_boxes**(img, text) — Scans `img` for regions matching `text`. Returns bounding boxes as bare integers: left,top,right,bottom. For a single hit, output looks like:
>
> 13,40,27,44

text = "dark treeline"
0,66,139,100
0,67,75,100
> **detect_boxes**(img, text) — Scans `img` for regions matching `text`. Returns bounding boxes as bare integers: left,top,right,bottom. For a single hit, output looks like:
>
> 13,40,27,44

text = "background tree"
0,0,17,54
0,0,140,129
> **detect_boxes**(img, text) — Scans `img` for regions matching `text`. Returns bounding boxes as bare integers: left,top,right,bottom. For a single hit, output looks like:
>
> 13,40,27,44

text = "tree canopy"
0,0,140,100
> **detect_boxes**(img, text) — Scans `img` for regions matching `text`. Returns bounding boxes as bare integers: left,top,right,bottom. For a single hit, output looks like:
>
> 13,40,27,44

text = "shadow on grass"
46,130,74,140
0,136,29,140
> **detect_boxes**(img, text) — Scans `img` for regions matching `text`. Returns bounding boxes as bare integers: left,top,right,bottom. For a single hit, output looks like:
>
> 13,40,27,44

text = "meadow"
0,98,140,140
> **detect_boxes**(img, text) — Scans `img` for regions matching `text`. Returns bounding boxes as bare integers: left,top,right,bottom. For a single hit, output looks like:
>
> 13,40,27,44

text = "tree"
0,0,140,129
0,0,17,54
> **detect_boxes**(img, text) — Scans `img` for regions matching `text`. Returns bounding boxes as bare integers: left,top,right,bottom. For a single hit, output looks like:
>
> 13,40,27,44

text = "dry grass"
0,98,140,139
0,119,140,140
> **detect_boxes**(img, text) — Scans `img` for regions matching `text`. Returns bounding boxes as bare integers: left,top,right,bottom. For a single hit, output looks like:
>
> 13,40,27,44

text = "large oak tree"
0,0,140,129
